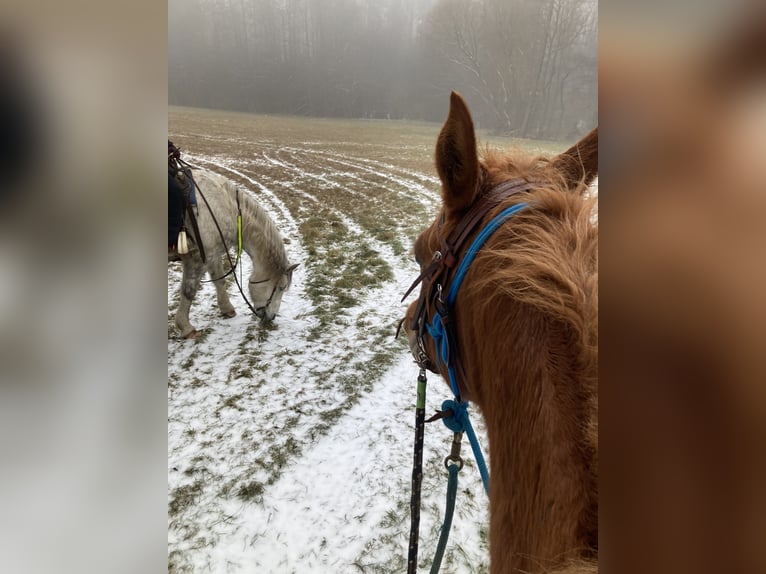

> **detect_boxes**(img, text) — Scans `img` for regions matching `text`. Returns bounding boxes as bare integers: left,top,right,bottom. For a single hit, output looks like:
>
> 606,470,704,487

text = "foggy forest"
169,0,597,140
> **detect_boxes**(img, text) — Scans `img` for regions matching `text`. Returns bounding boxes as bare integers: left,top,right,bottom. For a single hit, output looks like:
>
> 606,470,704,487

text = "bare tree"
168,0,595,138
419,0,596,137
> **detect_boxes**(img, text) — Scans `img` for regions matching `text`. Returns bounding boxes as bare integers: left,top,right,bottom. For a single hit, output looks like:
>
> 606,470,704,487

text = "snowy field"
168,108,566,573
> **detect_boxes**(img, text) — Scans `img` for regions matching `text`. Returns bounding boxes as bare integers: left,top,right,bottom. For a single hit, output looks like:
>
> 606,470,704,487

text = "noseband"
250,276,281,315
402,178,534,400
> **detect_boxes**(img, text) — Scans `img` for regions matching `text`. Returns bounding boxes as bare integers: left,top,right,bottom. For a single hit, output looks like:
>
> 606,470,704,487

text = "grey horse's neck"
236,189,289,275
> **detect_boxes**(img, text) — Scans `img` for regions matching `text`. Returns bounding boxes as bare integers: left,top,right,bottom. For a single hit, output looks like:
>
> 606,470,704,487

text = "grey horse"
170,168,298,338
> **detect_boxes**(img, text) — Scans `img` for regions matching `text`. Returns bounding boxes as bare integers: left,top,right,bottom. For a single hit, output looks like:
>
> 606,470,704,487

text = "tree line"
169,0,597,139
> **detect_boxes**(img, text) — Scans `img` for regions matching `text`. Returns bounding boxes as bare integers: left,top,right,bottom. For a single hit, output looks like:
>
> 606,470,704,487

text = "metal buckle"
444,432,464,470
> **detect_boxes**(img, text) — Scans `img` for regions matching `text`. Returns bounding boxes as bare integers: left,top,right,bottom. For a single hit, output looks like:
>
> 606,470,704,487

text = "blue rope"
432,204,526,495
440,400,490,496
424,318,462,399
425,317,448,369
425,203,528,381
429,461,460,574
418,201,525,571
447,202,528,306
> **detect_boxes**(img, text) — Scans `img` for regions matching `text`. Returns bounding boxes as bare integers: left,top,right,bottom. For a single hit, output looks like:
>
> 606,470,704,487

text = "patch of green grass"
193,329,210,344
168,549,194,574
479,525,489,545
180,354,196,370
257,321,277,341
318,406,346,426
380,508,404,529
221,393,244,411
182,465,202,477
228,365,250,379
169,479,205,516
236,480,265,502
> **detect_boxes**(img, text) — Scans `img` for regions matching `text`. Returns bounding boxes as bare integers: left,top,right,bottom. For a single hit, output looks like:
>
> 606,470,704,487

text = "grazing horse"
403,92,598,573
170,168,298,338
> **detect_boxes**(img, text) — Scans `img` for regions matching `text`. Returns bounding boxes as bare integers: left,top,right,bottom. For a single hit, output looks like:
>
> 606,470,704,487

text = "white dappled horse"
170,168,297,338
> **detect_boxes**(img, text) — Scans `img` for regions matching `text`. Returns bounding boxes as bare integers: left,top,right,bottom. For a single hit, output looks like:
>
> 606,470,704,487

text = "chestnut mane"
405,92,598,573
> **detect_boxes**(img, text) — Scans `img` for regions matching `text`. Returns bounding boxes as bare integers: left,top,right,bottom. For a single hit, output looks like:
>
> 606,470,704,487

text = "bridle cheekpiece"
401,178,535,400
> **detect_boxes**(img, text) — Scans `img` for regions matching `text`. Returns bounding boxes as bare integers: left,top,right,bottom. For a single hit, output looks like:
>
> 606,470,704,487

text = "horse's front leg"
175,255,205,339
207,255,236,319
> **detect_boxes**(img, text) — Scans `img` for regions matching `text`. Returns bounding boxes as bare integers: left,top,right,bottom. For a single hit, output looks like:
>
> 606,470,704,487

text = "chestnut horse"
403,93,597,573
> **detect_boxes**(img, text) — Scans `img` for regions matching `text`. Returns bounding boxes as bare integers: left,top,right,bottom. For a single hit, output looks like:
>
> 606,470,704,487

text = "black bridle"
249,276,283,316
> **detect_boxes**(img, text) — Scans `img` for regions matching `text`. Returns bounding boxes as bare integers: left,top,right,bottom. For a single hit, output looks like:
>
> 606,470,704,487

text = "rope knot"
440,399,469,434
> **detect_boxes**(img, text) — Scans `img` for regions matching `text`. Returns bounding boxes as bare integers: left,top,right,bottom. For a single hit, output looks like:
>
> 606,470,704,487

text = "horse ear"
552,127,598,191
435,91,480,216
286,262,299,273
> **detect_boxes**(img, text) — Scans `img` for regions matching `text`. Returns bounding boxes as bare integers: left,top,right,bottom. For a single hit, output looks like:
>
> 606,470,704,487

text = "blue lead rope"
429,461,460,574
416,201,527,572
440,400,490,496
427,203,529,395
426,202,527,495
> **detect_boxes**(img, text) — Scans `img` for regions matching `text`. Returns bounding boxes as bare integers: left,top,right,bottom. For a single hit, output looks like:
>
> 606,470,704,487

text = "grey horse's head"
249,262,299,322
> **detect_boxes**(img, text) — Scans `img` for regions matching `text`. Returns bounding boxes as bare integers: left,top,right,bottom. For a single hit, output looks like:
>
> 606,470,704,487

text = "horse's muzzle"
256,308,276,322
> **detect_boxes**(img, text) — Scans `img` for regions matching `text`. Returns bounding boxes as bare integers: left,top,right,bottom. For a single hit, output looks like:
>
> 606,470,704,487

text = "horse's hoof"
183,329,199,339
223,310,236,319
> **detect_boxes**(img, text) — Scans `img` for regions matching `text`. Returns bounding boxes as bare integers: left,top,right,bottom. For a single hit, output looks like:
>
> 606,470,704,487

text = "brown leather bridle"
400,178,535,399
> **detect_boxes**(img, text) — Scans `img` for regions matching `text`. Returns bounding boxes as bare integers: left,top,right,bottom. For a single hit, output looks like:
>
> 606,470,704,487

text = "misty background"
169,0,597,140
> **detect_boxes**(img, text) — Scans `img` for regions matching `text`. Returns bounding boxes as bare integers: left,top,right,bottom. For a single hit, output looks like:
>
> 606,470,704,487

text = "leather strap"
444,179,532,263
407,178,535,396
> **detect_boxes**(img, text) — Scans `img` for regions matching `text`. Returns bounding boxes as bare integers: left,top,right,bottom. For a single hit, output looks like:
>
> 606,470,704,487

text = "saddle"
168,141,205,263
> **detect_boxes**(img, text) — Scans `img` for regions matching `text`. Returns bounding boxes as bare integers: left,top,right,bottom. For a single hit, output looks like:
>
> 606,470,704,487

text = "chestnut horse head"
403,92,598,573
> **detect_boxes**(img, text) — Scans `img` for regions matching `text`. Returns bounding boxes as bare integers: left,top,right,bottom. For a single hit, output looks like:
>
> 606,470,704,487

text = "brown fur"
406,93,598,573
598,18,766,574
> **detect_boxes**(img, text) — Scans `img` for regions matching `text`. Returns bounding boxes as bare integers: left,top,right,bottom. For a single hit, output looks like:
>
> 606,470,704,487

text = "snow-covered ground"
168,111,491,573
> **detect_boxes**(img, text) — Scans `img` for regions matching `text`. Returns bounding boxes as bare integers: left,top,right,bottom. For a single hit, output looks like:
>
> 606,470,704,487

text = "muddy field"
168,107,564,573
